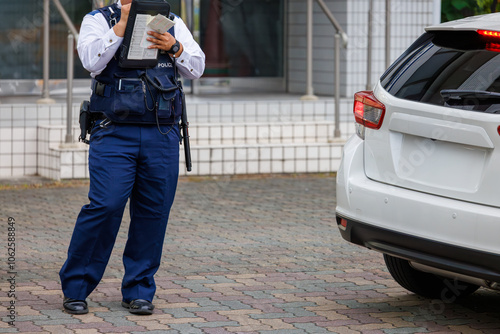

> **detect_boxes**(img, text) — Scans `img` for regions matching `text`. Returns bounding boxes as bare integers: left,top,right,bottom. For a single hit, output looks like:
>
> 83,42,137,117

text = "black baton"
180,90,192,172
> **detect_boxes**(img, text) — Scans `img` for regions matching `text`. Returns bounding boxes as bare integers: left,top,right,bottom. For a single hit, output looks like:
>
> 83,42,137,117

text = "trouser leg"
121,125,180,302
59,124,139,300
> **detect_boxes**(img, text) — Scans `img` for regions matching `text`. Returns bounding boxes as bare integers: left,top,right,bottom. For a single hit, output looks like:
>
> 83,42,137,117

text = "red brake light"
477,30,500,52
353,91,386,130
478,30,500,38
486,42,500,52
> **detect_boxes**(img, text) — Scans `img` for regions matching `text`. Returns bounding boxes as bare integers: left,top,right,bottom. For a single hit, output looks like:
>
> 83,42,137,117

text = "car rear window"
381,32,500,113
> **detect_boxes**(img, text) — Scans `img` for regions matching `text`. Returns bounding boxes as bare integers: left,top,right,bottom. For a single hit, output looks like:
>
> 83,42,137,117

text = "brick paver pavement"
1,174,500,333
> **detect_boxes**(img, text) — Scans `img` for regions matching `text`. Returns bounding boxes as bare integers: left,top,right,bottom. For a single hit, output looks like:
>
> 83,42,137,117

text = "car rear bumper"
336,214,500,282
336,134,500,281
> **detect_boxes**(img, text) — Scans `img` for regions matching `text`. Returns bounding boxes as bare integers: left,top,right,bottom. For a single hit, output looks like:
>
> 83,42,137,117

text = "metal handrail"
316,0,347,138
315,0,348,46
52,0,79,143
39,0,55,104
52,0,79,41
41,0,79,143
303,0,348,138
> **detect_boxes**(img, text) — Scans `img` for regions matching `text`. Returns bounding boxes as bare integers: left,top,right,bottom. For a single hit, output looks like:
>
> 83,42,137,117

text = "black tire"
383,254,479,299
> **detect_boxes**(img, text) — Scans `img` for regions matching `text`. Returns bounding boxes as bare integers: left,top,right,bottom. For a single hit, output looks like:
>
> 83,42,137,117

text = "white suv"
336,13,500,299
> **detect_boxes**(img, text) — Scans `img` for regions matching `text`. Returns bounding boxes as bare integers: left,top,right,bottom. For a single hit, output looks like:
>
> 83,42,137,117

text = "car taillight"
486,42,500,52
353,91,385,139
477,30,500,52
477,30,500,38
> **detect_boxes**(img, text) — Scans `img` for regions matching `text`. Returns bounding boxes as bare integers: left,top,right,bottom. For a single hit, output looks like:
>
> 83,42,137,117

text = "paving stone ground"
1,174,500,334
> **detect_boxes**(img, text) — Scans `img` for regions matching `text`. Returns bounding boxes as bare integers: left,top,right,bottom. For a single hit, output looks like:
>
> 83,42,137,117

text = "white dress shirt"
77,0,205,79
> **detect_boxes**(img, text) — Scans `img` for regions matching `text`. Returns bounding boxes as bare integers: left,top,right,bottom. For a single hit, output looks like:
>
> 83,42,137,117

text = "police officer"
59,0,205,315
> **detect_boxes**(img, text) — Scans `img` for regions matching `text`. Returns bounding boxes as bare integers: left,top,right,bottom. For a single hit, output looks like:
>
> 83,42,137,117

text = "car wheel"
383,254,479,299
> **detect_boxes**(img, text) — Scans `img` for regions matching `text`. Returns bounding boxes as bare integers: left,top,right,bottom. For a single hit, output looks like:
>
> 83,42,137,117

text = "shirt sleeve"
77,12,123,77
172,16,206,80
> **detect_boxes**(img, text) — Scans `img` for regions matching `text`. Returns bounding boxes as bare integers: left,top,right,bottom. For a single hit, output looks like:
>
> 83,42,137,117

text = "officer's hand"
113,4,131,37
147,31,183,56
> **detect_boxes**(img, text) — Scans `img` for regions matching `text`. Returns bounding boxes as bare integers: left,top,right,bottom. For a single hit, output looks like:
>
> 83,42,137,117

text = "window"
0,1,91,80
381,32,500,113
199,0,284,77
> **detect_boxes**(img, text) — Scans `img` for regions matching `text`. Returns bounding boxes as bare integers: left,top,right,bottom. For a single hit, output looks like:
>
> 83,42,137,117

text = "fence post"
386,0,391,69
38,0,56,104
366,0,374,91
65,33,74,144
334,33,341,138
301,0,318,100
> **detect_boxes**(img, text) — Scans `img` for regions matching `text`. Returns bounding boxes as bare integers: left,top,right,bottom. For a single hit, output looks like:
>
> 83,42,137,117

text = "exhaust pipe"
410,262,500,291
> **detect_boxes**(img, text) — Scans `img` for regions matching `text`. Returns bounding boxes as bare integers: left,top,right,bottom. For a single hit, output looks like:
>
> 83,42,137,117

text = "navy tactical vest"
88,3,183,125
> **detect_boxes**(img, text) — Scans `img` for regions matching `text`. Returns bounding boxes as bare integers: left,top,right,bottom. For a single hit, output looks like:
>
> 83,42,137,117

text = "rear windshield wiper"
440,89,500,101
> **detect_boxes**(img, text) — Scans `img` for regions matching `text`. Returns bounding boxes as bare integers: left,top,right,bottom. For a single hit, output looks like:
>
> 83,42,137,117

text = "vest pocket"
113,78,146,118
153,75,178,120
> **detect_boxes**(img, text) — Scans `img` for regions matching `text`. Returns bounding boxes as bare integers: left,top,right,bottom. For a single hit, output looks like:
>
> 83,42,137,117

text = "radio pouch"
154,75,178,119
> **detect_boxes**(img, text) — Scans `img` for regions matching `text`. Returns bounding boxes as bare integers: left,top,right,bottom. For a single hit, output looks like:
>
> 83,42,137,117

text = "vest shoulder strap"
97,3,121,28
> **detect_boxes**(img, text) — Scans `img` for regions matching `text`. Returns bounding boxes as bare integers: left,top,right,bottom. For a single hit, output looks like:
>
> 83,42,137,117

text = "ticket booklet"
118,0,171,68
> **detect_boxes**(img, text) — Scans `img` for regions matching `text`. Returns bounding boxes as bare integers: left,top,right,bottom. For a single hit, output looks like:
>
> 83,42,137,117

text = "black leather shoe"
63,297,88,314
121,299,154,315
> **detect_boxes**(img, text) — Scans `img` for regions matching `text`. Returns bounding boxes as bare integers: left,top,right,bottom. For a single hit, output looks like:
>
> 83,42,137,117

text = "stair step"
180,142,344,176
190,121,337,145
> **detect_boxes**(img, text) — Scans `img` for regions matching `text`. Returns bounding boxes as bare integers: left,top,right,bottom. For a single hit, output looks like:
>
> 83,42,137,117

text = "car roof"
426,12,500,32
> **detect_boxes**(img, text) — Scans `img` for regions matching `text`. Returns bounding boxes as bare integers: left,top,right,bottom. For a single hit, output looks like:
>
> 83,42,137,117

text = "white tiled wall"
0,102,80,178
0,98,352,180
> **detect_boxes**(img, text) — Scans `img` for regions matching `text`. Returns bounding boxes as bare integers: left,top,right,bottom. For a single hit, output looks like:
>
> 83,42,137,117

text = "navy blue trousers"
59,121,179,303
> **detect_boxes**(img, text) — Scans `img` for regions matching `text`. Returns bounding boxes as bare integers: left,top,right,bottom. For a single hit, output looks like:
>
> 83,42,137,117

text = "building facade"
0,0,439,97
0,0,440,178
